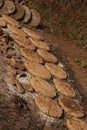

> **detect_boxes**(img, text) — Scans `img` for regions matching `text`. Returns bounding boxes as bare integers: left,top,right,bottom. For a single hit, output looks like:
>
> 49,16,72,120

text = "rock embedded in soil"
29,9,41,27
66,117,87,130
45,63,67,79
53,78,75,97
0,18,6,27
13,35,35,50
7,24,27,37
1,0,15,14
20,48,43,64
30,38,50,50
25,61,51,80
22,5,31,23
11,3,25,20
30,77,56,98
2,14,20,27
37,48,58,63
58,95,84,117
35,94,62,117
23,27,43,40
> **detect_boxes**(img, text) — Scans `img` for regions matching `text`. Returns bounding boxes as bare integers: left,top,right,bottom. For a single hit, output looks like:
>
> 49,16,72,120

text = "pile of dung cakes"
0,6,87,130
0,0,41,27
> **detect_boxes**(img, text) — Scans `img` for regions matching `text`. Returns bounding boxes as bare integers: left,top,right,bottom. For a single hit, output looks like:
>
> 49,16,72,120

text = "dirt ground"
0,1,87,130
41,30,87,106
0,29,87,130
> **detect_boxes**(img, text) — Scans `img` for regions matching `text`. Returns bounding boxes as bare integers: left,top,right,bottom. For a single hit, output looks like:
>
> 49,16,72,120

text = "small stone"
2,14,20,27
23,27,43,40
7,24,27,37
67,117,87,130
20,48,43,64
45,63,67,79
0,18,6,27
11,3,25,20
25,61,51,80
1,0,15,14
30,77,56,98
35,94,62,118
53,78,75,97
58,95,84,117
30,38,50,50
13,35,35,50
37,49,58,63
29,9,41,27
22,5,31,23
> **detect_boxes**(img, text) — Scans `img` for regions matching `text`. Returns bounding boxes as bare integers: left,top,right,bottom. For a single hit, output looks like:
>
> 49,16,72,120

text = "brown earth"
41,30,87,112
0,29,87,130
0,1,87,130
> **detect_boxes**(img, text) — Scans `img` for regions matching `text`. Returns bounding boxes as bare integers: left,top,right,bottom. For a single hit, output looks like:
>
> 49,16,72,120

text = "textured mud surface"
0,1,87,130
